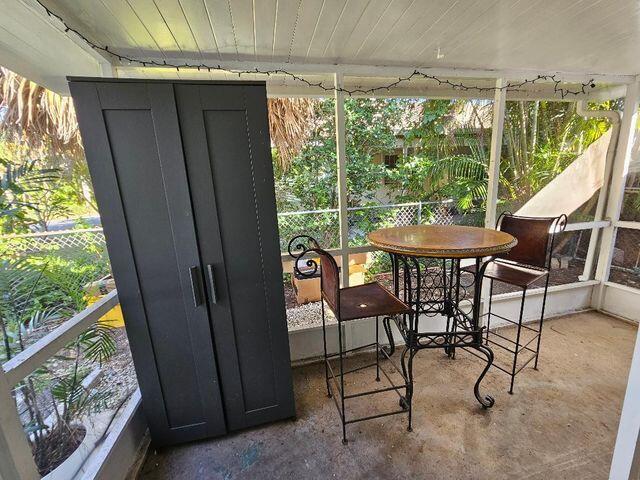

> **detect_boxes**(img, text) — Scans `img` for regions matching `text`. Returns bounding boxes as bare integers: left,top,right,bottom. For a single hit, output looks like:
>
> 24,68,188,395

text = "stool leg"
321,300,331,398
375,316,380,381
510,288,527,394
534,275,551,370
486,279,494,345
338,322,347,444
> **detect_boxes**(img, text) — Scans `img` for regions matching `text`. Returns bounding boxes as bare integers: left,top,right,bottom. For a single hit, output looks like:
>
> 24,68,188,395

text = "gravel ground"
100,327,138,405
286,301,336,331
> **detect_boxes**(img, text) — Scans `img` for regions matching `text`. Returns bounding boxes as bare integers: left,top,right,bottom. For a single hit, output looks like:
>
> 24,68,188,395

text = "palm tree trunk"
519,102,529,196
530,101,539,152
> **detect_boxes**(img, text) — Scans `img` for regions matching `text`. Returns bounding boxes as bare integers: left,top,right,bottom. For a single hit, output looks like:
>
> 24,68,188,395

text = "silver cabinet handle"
207,264,218,304
189,266,203,307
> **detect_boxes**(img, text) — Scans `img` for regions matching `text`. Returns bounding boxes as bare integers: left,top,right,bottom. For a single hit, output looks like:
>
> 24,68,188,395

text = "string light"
36,0,596,99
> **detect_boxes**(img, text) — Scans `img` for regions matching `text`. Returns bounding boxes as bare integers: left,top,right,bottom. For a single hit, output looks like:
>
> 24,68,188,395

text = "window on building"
384,154,399,169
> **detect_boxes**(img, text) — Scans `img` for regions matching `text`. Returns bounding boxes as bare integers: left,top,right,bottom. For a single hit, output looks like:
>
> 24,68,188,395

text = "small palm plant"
0,255,117,475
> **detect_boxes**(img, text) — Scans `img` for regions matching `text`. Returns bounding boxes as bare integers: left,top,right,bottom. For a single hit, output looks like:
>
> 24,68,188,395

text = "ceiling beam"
265,85,601,102
115,56,635,85
586,84,628,101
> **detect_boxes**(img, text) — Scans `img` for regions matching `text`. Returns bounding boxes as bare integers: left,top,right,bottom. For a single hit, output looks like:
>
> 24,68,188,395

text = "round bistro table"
368,225,517,428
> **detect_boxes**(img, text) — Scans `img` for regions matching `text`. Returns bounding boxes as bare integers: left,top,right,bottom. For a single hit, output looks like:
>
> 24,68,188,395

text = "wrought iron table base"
383,254,496,429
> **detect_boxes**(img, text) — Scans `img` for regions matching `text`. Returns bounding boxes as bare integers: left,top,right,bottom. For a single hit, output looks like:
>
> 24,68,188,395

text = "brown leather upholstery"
338,282,412,321
315,249,340,312
463,261,547,288
314,247,410,321
496,215,556,269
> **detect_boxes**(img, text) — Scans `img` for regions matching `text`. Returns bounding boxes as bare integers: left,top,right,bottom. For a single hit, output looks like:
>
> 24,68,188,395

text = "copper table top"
368,224,517,259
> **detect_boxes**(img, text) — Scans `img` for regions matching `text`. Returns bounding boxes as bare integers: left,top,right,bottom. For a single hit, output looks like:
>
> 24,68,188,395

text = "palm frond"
2,68,316,171
0,68,82,158
76,322,117,365
267,98,317,171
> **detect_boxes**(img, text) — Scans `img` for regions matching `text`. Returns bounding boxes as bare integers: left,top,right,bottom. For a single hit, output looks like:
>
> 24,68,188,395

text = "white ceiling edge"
0,0,110,93
1,0,636,100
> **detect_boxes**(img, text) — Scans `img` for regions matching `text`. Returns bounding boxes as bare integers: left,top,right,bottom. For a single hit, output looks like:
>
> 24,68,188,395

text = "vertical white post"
485,78,507,229
610,324,640,480
607,80,640,480
334,73,350,288
594,80,640,308
0,369,39,480
576,103,620,281
480,79,507,317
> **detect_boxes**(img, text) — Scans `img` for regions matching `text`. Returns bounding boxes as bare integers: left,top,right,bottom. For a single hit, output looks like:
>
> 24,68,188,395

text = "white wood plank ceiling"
2,0,639,96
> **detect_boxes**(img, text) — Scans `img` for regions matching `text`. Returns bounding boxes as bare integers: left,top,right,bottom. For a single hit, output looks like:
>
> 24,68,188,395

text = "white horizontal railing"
277,208,338,216
2,290,119,388
564,220,611,231
614,220,640,231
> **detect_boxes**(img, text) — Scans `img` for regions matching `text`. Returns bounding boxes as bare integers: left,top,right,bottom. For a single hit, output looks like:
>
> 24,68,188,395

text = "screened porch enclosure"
1,1,640,479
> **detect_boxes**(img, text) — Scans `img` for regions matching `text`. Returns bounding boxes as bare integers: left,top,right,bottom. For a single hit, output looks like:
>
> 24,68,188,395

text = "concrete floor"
139,311,636,480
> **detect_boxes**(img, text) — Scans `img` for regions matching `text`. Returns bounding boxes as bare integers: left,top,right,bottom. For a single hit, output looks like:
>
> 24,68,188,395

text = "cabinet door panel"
70,81,227,445
176,84,294,430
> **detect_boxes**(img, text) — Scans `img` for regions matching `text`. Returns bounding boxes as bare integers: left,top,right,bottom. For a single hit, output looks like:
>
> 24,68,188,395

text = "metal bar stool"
463,213,567,394
288,235,412,444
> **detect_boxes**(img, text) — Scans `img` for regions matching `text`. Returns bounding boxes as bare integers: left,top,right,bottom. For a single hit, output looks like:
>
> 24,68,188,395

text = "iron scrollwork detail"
288,235,321,277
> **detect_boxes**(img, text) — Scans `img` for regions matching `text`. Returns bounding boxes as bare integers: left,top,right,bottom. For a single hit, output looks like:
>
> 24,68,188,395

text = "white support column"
334,73,350,288
481,79,507,317
607,80,640,480
575,102,620,281
484,78,507,229
0,368,39,480
594,80,640,308
610,324,640,479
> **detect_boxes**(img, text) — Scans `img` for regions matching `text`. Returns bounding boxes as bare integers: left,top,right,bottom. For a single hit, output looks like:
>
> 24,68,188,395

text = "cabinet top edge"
67,77,266,87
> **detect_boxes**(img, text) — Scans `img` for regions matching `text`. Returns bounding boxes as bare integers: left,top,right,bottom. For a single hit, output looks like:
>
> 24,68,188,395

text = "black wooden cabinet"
69,79,294,446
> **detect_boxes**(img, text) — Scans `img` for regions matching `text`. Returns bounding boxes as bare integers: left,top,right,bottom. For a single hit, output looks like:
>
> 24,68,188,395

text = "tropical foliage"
0,250,113,475
274,97,615,222
500,100,617,216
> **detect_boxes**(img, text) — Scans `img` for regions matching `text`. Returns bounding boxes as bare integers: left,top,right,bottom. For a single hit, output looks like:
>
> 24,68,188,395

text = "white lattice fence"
0,228,106,257
277,209,340,250
0,201,480,257
346,201,459,246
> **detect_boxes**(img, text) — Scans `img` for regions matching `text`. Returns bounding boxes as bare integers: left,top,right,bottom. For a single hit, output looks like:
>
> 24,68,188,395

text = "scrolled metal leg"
399,346,410,412
472,343,495,409
449,314,458,360
406,348,417,431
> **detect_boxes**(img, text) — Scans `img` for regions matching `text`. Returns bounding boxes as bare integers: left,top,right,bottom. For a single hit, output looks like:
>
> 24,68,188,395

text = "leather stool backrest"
315,248,340,316
496,213,566,270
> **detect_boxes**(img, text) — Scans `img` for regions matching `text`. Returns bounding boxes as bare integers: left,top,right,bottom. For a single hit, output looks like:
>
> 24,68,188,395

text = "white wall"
289,282,597,362
601,282,640,322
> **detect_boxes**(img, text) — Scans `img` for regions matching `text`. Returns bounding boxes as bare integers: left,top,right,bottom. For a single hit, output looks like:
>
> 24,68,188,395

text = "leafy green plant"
0,156,61,233
0,255,116,475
